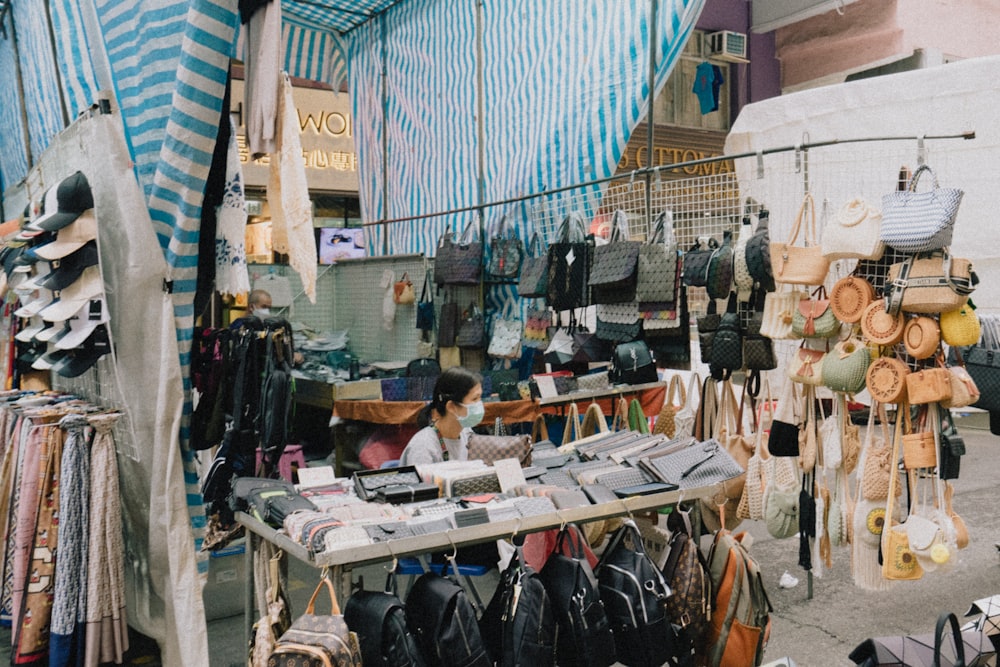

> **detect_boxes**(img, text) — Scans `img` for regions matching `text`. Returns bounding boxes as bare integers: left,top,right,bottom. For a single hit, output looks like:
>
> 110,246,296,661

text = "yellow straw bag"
939,300,981,347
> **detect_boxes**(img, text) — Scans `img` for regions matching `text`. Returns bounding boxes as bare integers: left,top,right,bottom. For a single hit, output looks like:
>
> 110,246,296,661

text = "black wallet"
613,482,679,498
353,466,423,501
374,482,440,504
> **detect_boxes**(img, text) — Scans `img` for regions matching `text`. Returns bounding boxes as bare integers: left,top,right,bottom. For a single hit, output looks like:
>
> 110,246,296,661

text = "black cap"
52,324,111,377
37,241,99,291
33,172,94,232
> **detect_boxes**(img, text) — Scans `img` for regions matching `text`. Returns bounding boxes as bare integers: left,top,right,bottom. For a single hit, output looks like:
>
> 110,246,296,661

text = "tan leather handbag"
770,193,830,286
830,275,874,324
865,356,910,404
902,316,940,360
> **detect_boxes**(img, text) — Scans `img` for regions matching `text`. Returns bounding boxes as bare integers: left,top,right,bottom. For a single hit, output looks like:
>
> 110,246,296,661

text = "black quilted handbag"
547,212,593,311
589,210,641,304
434,219,482,286
681,237,718,288
706,229,735,300
518,232,549,298
743,289,776,371
744,208,775,292
596,317,642,343
485,214,525,283
956,345,1000,412
696,301,720,365
709,296,742,375
437,302,461,347
456,303,486,349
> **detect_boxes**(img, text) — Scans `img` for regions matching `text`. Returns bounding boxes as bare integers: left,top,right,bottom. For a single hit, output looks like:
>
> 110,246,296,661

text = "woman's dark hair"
417,366,483,428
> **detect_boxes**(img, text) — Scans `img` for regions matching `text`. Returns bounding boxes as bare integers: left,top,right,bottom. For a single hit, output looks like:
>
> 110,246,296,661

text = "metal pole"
645,0,658,232
475,0,486,308
42,0,71,128
380,15,390,255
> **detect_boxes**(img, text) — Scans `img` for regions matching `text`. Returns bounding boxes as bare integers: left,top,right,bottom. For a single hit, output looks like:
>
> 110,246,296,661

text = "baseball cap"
52,324,111,378
32,347,68,371
15,262,53,293
30,172,94,232
14,317,47,343
16,341,47,366
54,297,109,350
34,321,62,342
13,289,54,318
34,211,97,260
37,242,99,291
12,244,51,273
39,266,104,322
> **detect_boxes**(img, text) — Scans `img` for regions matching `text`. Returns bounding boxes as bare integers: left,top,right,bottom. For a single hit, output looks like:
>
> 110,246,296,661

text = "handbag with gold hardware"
865,356,910,404
830,275,875,324
905,367,952,405
788,344,825,386
770,193,831,285
861,300,904,346
940,300,981,347
903,316,940,360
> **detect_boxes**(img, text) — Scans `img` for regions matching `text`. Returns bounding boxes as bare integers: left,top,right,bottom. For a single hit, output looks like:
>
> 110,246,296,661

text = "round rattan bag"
831,275,875,323
865,356,910,404
940,301,981,347
861,300,905,346
903,316,940,360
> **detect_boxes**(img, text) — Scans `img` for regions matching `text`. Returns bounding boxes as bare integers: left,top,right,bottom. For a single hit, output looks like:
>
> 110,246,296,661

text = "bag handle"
932,612,966,667
628,398,649,434
557,212,587,243
306,576,341,616
684,371,702,411
611,396,630,431
420,270,432,304
908,164,940,193
458,216,479,244
665,374,685,408
562,402,581,446
527,231,542,258
609,210,630,243
268,551,284,605
532,414,549,443
786,193,817,247
648,210,676,247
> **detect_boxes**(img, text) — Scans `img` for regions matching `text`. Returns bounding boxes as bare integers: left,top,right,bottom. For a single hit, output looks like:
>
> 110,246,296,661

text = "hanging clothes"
13,417,65,663
692,61,723,114
268,73,317,303
84,412,128,667
215,117,252,298
50,415,91,667
0,412,28,623
243,0,282,158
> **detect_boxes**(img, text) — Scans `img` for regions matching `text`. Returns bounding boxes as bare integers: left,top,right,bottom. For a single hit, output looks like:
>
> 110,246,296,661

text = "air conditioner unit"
705,31,748,63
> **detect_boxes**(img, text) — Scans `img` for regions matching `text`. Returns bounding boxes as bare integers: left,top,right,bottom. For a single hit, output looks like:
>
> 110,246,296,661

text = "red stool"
255,444,308,482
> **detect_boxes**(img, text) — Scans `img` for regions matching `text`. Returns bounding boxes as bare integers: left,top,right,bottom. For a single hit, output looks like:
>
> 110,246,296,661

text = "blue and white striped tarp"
345,0,706,257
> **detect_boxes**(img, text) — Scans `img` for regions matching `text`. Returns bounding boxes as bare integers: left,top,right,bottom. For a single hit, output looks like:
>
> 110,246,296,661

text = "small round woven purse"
861,300,905,346
865,356,910,404
831,275,875,323
939,300,981,347
903,316,941,360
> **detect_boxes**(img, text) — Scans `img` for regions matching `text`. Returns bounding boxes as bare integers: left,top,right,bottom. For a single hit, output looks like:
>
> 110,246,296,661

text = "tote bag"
769,193,830,286
547,212,592,310
636,210,679,305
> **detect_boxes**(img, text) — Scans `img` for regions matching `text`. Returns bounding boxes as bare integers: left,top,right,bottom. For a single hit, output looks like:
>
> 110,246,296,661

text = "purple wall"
695,0,781,118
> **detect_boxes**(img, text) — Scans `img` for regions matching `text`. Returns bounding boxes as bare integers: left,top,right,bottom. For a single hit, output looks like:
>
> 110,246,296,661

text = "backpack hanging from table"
268,577,363,667
344,571,426,667
594,520,679,667
661,507,712,666
538,524,617,667
478,544,557,667
405,565,491,667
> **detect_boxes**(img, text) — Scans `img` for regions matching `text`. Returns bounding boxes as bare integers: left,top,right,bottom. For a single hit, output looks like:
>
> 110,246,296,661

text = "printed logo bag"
885,250,978,316
268,577,362,666
880,164,963,254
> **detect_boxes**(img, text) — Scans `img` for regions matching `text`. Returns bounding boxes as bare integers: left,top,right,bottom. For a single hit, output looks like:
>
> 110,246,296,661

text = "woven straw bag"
865,356,910,404
860,407,896,501
673,373,701,438
770,193,831,286
940,301,981,347
880,164,963,254
821,338,871,395
903,316,940,360
760,287,807,340
830,275,875,324
821,198,885,260
905,367,952,405
941,364,980,409
901,406,936,470
861,300,904,346
652,374,685,437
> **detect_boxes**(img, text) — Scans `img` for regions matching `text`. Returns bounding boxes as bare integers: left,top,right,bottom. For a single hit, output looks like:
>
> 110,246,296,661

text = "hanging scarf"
215,118,251,298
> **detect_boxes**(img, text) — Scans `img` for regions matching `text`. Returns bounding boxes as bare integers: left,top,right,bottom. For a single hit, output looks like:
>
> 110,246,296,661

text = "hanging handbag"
903,316,940,360
885,250,978,316
881,415,923,581
860,300,904,347
636,210,679,306
759,286,808,340
710,295,743,374
880,164,963,254
249,552,292,667
860,406,895,502
547,212,593,311
770,193,830,286
595,317,642,344
792,285,839,339
416,271,435,332
939,300,980,347
768,377,802,457
696,301,720,365
652,374,685,437
952,315,1000,410
609,340,657,386
821,337,871,394
522,304,552,349
674,373,700,439
733,212,756,299
437,301,461,347
941,363,979,409
456,303,486,349
830,274,875,324
865,355,910,404
488,316,523,359
681,236,718,288
788,343,825,387
268,577,362,666
743,291,777,371
905,366,952,405
937,408,965,480
393,272,415,305
744,207,775,292
901,406,936,470
589,210,641,304
485,214,524,283
821,198,885,260
763,455,800,539
434,218,483,286
705,229,735,300
518,232,550,298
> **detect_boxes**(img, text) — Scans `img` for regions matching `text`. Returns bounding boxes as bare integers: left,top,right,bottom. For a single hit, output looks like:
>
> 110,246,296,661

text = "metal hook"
557,511,568,532
917,134,927,166
756,150,765,179
511,517,523,540
446,533,459,562
384,541,399,574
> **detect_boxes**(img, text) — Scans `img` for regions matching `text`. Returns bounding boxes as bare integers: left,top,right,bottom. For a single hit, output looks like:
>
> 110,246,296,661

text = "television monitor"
317,227,366,264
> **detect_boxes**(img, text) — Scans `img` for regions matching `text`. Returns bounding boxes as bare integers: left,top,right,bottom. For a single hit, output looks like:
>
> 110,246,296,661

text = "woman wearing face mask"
400,367,483,466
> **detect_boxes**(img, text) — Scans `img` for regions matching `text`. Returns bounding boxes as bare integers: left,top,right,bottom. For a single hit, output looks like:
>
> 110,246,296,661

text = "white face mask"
253,307,271,318
456,400,484,429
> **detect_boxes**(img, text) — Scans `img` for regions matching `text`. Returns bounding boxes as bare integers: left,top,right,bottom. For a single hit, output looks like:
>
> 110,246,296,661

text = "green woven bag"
821,339,872,394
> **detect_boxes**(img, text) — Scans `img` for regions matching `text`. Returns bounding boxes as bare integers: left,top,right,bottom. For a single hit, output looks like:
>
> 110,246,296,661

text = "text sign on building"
230,79,360,192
